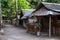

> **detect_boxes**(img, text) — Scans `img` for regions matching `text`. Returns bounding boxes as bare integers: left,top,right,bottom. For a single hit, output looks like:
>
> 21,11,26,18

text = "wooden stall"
21,9,35,28
29,2,60,37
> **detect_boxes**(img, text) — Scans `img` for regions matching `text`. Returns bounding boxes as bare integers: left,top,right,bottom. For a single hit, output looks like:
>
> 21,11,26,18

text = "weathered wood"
49,16,51,37
0,3,2,30
0,3,2,20
16,0,18,26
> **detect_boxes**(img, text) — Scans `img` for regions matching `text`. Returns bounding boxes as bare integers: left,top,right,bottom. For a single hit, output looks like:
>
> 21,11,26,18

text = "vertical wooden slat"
49,16,51,37
0,3,2,20
0,2,2,30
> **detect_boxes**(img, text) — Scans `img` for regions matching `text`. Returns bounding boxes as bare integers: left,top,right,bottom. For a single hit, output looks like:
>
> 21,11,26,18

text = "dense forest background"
1,0,60,20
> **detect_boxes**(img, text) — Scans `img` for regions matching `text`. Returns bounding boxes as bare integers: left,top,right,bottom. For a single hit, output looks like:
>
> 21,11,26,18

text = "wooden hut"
21,9,35,28
30,2,60,37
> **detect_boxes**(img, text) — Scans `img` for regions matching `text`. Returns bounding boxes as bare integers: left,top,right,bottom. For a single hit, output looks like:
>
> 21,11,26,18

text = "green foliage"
18,0,32,14
1,0,16,20
26,0,43,8
2,0,60,20
18,0,31,9
2,0,32,20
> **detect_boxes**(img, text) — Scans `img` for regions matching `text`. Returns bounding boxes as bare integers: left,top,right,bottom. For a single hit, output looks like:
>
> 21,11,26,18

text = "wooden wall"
52,16,60,36
37,16,60,36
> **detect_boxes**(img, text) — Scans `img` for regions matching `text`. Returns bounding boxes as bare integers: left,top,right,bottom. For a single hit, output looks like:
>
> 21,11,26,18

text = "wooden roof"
31,2,60,16
22,9,35,14
21,9,35,19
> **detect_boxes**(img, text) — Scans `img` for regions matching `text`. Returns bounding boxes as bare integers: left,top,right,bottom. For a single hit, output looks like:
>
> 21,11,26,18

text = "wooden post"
49,16,51,37
0,1,4,35
16,0,18,26
0,2,2,30
16,0,18,16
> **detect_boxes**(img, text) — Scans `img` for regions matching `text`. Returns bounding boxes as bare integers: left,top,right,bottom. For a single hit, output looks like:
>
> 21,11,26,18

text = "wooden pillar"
0,2,2,30
49,16,51,37
0,1,5,35
16,0,18,26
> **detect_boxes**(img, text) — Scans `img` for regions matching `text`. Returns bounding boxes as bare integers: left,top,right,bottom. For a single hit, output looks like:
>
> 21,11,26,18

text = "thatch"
31,2,60,16
22,9,35,14
21,9,35,19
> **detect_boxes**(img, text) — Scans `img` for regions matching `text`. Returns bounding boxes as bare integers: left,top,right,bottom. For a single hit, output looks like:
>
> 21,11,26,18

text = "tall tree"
1,0,32,20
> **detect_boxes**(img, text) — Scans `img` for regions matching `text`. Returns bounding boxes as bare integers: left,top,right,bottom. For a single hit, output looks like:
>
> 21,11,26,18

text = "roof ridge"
42,2,60,5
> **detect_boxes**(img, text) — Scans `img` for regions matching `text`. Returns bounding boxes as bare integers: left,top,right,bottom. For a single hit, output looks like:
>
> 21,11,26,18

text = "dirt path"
0,24,59,40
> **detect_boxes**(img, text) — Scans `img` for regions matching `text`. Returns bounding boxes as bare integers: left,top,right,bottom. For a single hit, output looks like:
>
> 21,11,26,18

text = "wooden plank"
0,3,2,30
49,16,51,37
0,3,2,20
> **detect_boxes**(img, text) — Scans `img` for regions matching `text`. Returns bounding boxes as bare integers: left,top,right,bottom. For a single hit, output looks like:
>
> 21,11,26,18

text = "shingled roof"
31,2,60,16
35,2,60,12
21,9,35,19
43,2,60,12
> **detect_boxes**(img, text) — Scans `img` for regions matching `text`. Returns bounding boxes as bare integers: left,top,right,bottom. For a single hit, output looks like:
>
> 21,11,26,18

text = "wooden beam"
49,16,51,37
0,2,2,30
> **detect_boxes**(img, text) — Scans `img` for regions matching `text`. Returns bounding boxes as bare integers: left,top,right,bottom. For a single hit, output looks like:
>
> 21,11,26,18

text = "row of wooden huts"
20,2,60,37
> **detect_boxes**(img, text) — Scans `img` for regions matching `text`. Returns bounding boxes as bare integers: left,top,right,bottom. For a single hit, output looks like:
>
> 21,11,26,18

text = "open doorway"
40,16,60,37
39,16,49,36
